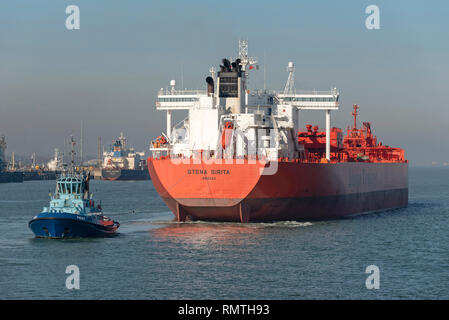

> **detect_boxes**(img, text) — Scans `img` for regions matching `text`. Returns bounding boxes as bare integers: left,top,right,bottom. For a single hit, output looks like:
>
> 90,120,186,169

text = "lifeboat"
221,121,234,149
152,135,168,148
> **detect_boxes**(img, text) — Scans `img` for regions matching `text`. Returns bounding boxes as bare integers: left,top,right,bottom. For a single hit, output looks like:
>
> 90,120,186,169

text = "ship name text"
187,169,230,175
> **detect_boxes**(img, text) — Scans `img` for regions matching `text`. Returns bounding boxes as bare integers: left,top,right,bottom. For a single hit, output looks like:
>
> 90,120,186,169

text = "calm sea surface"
0,167,448,299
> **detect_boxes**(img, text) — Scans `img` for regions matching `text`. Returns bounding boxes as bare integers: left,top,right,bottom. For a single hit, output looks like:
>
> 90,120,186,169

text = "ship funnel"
206,76,214,96
235,59,241,72
222,59,231,72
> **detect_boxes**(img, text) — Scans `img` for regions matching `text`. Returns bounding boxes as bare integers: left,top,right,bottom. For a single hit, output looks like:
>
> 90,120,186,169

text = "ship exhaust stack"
222,59,231,72
217,58,244,113
206,76,214,96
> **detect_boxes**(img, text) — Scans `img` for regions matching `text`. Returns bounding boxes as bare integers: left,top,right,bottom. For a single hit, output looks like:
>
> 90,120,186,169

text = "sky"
0,0,448,166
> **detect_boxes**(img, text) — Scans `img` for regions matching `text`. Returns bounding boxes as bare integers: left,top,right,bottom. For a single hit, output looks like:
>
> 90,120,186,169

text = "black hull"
102,169,150,181
0,171,24,183
22,171,57,181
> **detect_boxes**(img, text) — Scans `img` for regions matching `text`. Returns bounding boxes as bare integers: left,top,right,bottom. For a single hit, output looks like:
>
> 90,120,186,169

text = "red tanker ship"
148,41,407,222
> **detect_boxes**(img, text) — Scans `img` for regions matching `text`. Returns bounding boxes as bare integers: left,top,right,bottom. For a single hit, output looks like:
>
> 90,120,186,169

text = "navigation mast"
238,40,258,88
283,61,295,95
70,135,76,172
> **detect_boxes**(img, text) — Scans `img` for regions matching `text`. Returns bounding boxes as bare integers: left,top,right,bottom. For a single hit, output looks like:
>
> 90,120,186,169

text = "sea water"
0,167,448,299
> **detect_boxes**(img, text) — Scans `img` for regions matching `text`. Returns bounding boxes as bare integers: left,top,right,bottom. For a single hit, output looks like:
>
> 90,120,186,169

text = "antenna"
119,132,126,150
209,66,216,82
237,39,258,89
239,40,248,60
97,136,102,168
263,49,266,90
283,61,295,95
70,135,76,172
352,104,359,130
11,151,15,170
181,63,184,89
31,152,36,168
238,39,258,70
62,138,66,166
80,121,83,165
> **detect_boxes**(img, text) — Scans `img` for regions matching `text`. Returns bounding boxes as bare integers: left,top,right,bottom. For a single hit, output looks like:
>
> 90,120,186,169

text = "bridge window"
158,97,198,103
219,76,238,98
283,97,335,102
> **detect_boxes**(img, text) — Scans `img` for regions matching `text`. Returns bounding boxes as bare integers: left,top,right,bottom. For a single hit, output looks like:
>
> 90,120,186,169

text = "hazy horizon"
1,0,448,166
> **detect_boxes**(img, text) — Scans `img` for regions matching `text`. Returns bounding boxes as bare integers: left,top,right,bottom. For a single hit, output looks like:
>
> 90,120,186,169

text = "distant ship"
147,41,407,222
21,150,59,181
20,148,64,181
0,135,23,183
47,148,64,172
102,132,150,181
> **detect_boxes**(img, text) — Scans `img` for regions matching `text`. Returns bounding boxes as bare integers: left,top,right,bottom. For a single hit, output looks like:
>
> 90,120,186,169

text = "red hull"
147,158,408,222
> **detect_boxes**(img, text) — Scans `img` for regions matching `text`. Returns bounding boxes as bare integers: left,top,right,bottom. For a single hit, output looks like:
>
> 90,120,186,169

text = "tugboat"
28,137,120,238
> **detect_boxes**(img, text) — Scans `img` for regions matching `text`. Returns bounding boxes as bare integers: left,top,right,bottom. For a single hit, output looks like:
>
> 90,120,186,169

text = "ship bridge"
155,80,210,141
276,89,339,110
155,88,207,111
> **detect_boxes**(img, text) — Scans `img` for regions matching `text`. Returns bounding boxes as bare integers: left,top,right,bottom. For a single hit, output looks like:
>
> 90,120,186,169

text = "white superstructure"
151,40,339,161
103,132,145,170
47,148,63,171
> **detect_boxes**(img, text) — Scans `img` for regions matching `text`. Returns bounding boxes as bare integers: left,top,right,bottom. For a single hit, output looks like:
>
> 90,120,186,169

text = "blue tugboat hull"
29,213,119,238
